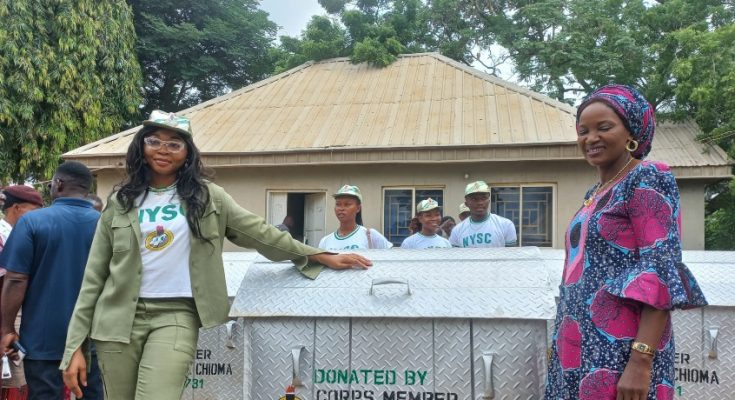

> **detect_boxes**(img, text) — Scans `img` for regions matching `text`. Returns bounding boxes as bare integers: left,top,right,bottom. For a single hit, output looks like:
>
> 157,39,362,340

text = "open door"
304,193,326,246
267,192,288,225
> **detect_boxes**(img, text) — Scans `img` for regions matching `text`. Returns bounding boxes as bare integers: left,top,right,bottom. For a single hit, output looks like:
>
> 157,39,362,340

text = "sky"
259,0,325,38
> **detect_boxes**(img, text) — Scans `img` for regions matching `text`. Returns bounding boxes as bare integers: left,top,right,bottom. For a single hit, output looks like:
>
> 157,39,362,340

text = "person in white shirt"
319,185,393,250
458,202,470,221
0,185,43,392
401,198,452,249
0,185,44,251
450,181,517,248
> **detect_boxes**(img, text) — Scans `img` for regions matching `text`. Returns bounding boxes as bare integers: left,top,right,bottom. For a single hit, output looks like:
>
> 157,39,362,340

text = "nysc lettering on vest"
462,233,493,247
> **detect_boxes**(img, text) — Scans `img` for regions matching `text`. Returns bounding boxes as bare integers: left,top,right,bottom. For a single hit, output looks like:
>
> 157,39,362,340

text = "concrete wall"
92,160,708,250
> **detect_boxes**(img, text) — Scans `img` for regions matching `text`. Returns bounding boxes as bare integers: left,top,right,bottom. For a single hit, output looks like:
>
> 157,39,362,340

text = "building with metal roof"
65,53,732,250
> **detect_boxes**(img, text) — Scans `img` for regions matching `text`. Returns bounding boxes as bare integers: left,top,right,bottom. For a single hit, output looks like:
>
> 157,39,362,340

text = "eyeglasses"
144,136,186,153
47,178,64,190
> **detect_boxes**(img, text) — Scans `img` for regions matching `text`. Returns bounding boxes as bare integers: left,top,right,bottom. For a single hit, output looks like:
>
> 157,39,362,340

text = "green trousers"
94,298,200,400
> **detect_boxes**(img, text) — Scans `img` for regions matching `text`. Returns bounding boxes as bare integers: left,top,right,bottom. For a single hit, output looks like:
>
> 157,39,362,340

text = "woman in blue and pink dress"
545,85,707,400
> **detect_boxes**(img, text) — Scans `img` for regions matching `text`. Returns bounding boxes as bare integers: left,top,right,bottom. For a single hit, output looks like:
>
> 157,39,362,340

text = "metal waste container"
230,247,557,400
182,252,259,400
670,251,735,399
541,249,735,399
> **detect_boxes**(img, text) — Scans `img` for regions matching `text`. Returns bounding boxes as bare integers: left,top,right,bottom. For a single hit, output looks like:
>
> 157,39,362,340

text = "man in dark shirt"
0,161,103,399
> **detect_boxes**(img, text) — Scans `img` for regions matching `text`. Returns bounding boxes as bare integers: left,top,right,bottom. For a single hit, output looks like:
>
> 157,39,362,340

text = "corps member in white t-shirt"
319,185,393,251
401,198,451,249
450,180,517,248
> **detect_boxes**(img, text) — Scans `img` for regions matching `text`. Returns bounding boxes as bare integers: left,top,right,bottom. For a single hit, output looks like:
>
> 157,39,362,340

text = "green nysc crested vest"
61,182,324,370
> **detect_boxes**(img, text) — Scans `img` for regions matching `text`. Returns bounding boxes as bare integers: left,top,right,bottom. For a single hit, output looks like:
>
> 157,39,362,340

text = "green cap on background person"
332,185,363,202
464,180,490,196
416,198,440,213
458,202,470,215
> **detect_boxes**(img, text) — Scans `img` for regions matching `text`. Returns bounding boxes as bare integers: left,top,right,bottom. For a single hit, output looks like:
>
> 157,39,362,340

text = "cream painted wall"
92,161,709,251
678,181,705,250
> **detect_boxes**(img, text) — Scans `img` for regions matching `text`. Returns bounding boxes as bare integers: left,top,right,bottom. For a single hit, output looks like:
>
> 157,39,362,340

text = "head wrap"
576,84,656,159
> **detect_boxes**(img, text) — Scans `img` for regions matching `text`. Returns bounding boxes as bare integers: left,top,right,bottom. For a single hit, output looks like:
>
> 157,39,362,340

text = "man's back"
0,198,99,360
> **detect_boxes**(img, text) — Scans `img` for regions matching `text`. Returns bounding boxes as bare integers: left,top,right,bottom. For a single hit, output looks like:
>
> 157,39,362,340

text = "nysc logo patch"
145,225,174,251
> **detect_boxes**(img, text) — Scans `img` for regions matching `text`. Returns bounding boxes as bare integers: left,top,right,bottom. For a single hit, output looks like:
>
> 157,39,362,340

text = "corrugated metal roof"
65,53,732,173
648,120,730,167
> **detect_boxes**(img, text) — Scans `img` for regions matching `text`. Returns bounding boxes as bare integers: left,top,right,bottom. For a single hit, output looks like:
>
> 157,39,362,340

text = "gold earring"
626,140,639,152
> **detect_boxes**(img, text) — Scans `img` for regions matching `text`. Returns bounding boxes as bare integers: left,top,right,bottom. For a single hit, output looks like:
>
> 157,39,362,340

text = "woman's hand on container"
63,348,88,398
616,352,653,400
310,253,372,270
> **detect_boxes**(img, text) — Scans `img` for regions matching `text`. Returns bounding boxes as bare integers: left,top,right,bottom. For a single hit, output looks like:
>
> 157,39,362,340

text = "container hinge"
225,320,237,349
292,345,306,387
481,352,495,399
708,327,719,359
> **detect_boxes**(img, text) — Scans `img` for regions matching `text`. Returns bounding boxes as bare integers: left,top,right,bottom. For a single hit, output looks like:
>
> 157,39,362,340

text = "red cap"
2,185,44,207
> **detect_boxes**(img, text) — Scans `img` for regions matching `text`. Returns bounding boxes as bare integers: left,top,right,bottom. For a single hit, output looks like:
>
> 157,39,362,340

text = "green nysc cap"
459,202,470,214
142,110,193,137
464,180,490,196
416,198,440,213
333,185,363,202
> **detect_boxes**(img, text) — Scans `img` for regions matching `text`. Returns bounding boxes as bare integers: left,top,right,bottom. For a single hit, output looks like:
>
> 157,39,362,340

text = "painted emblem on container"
278,385,300,400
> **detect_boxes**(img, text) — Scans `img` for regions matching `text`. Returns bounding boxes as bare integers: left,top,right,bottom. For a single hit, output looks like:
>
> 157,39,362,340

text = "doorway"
267,191,326,247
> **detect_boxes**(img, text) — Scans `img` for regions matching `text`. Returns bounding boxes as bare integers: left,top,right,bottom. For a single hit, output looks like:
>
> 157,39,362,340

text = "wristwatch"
631,341,656,356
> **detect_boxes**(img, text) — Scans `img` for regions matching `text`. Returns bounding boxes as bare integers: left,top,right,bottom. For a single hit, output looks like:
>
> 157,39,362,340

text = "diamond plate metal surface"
231,248,556,319
472,320,547,399
671,309,706,399
351,318,434,393
249,318,315,400
222,252,261,297
691,308,735,400
681,251,735,264
233,287,555,319
182,320,245,400
313,318,351,395
434,320,472,399
679,261,735,306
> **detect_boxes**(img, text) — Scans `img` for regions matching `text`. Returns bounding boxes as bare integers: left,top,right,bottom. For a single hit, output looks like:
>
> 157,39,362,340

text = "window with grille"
490,185,554,247
383,188,444,246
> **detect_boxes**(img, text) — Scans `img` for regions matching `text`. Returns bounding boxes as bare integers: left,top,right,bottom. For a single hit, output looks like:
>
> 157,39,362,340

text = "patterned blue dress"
545,161,707,400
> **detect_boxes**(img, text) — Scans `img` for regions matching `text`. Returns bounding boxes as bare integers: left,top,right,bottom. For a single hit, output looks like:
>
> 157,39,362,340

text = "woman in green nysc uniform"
61,111,372,399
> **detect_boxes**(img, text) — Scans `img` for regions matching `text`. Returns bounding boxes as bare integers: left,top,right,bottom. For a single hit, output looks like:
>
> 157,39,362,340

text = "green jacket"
61,182,323,369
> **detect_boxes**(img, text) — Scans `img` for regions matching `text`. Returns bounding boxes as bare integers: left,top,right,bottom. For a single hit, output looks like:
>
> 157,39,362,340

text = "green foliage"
273,0,429,70
0,0,142,182
668,23,735,249
438,0,728,105
130,0,277,114
706,181,735,249
272,16,349,74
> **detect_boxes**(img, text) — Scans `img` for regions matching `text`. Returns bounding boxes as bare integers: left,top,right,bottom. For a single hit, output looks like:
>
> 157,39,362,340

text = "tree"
130,0,278,114
0,0,142,182
669,23,735,249
271,0,431,69
430,0,729,105
271,16,349,74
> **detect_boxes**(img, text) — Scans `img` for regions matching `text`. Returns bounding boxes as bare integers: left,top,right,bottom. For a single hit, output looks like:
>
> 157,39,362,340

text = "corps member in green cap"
450,180,517,248
319,184,393,250
61,111,372,400
401,198,451,249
